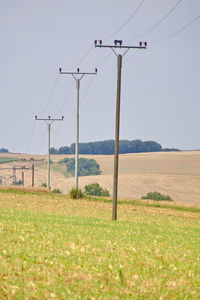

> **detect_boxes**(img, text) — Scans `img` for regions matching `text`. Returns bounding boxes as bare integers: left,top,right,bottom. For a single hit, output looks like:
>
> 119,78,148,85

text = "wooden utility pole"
95,40,147,220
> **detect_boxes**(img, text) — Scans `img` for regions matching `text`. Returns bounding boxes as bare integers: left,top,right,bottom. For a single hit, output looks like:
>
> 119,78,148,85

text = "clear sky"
0,0,200,154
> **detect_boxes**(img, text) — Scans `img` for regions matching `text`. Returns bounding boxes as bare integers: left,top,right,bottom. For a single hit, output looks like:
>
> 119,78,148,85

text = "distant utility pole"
35,116,64,189
59,68,97,191
95,39,147,220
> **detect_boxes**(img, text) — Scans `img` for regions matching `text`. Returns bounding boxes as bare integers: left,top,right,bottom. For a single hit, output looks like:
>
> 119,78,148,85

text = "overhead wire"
40,72,60,116
55,78,74,115
52,78,78,146
80,76,95,105
96,52,113,67
52,121,63,147
124,49,140,64
53,75,96,146
102,0,146,40
155,14,200,41
70,1,145,69
36,125,47,154
25,120,36,154
26,71,60,155
73,44,94,68
129,0,184,41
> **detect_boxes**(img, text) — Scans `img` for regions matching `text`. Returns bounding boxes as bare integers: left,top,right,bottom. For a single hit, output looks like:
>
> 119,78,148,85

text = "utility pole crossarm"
95,40,147,49
95,39,147,220
35,116,64,121
95,45,146,49
59,68,98,76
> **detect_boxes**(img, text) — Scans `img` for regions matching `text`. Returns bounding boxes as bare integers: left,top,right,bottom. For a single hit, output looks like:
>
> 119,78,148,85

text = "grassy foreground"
0,189,199,299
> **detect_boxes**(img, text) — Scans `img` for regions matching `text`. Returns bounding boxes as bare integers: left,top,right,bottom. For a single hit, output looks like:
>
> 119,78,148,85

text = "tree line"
50,139,180,155
0,148,8,153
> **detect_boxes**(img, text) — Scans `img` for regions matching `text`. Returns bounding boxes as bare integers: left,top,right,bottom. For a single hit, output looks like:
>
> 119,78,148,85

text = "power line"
40,72,60,115
36,126,47,154
156,14,200,41
55,79,74,115
73,44,94,68
96,52,113,67
103,0,146,40
130,0,184,40
80,76,95,105
67,1,145,71
124,49,140,64
25,121,36,154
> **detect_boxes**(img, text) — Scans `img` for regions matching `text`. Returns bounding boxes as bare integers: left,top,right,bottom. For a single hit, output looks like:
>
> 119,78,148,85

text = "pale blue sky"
0,0,200,153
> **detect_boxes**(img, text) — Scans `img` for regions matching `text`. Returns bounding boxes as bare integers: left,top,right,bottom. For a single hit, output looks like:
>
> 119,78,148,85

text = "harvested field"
1,151,200,204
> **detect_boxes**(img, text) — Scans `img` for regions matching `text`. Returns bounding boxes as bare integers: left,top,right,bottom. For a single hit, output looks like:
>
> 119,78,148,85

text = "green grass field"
0,157,19,164
0,189,199,299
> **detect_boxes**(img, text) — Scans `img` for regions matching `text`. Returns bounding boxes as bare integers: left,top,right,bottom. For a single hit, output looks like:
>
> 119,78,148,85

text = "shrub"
13,180,23,186
41,183,47,187
69,187,84,199
52,189,62,194
141,191,173,201
84,183,110,197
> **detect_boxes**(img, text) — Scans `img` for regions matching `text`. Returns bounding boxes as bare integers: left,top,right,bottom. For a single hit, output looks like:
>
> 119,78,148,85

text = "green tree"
65,158,101,176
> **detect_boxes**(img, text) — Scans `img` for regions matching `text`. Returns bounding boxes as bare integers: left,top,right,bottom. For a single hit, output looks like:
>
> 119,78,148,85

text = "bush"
69,187,84,199
52,189,62,194
13,180,23,186
141,191,173,201
41,183,47,187
84,183,110,197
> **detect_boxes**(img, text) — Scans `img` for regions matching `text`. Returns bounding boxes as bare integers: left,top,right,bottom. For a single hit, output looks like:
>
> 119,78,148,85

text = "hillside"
1,151,200,204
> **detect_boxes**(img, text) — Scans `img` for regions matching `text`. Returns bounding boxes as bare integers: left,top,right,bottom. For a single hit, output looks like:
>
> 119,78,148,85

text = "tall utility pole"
59,68,97,191
35,115,64,189
95,39,147,220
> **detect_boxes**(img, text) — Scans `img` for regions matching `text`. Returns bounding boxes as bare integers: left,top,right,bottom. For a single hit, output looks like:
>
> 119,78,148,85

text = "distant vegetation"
0,148,9,153
161,148,180,152
0,157,19,164
84,183,110,197
59,158,101,176
142,191,173,201
50,139,180,155
52,189,62,194
69,187,84,199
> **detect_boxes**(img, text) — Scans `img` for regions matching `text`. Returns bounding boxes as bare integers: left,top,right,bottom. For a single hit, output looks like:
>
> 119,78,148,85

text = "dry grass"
1,151,200,205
